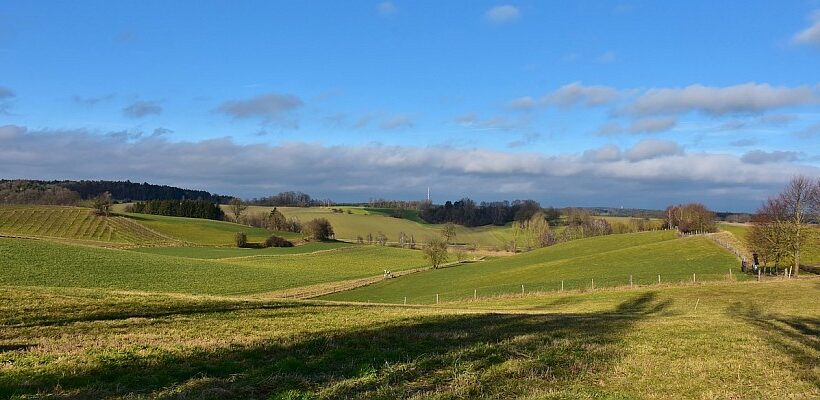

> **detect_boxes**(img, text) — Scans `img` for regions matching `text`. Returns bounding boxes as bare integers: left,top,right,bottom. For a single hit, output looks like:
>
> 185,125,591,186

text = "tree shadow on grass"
3,293,671,399
728,303,819,388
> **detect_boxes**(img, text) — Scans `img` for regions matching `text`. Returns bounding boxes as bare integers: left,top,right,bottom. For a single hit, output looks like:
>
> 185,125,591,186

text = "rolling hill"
321,231,744,303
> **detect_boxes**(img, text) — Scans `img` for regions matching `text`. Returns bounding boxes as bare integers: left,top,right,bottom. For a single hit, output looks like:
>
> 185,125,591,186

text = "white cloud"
380,114,415,130
3,127,816,209
741,150,801,164
625,83,818,116
484,5,521,24
543,82,620,107
583,144,622,162
123,101,162,118
508,96,536,110
629,116,677,134
215,93,303,125
793,10,820,46
377,1,397,16
623,139,683,162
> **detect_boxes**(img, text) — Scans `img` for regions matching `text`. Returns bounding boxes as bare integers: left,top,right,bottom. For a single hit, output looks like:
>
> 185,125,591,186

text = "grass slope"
323,231,743,303
122,212,300,246
236,206,520,248
0,238,427,295
0,205,174,246
1,279,816,398
132,241,352,259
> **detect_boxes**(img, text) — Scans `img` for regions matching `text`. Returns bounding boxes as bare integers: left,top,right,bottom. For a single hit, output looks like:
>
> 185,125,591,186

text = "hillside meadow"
0,279,816,399
323,231,744,304
0,238,427,295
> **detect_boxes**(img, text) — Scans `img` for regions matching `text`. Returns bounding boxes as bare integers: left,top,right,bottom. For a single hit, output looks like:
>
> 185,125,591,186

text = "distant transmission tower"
427,186,430,202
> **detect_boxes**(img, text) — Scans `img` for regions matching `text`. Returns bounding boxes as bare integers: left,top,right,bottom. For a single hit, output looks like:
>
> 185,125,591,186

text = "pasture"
234,205,521,248
1,279,816,399
322,231,745,303
0,238,427,295
1,204,817,399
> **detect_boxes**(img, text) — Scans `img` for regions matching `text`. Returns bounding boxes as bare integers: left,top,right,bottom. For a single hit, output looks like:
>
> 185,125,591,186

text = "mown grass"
0,205,174,246
322,231,745,303
122,212,300,246
0,238,427,295
132,241,352,259
0,279,816,399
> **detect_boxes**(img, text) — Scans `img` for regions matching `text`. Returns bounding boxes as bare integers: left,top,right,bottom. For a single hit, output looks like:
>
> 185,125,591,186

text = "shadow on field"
9,301,343,328
3,293,670,399
729,303,820,387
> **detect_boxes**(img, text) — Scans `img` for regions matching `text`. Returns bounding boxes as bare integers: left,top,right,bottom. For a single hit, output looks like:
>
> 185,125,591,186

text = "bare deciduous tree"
423,237,449,269
229,197,247,223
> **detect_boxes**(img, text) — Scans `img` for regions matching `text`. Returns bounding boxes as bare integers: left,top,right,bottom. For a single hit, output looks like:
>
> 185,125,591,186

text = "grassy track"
132,241,352,259
0,238,427,295
1,279,816,398
0,205,174,246
322,231,744,303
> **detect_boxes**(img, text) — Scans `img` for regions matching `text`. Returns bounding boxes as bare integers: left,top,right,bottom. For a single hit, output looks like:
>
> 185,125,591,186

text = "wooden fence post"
561,280,564,292
404,296,407,305
521,284,525,294
658,274,661,284
436,294,439,304
630,275,633,288
474,289,477,300
591,278,594,290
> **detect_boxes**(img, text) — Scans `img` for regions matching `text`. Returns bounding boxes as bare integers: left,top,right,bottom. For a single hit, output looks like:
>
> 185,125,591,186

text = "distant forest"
0,180,230,204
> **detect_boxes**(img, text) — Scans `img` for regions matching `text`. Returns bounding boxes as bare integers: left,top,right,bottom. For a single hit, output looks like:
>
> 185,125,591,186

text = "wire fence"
383,269,786,305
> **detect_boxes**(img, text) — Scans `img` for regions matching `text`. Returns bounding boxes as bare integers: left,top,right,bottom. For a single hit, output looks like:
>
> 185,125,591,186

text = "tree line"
419,198,560,227
246,191,329,207
0,179,230,204
125,200,225,220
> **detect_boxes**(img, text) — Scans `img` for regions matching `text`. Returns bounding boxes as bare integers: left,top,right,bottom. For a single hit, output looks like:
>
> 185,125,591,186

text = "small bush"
234,232,247,248
264,235,294,248
303,218,334,241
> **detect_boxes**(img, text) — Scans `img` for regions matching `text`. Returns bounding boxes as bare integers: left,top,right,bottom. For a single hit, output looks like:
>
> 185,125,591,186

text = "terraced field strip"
0,205,177,246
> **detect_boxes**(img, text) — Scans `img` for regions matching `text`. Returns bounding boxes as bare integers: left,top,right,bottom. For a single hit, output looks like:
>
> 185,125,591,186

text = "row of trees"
419,198,559,227
0,180,81,205
246,191,328,207
664,203,718,234
748,176,819,275
125,199,225,220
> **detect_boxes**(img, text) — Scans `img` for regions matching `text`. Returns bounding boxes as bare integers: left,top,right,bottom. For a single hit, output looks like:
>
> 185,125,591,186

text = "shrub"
234,232,247,248
303,218,334,241
264,235,294,248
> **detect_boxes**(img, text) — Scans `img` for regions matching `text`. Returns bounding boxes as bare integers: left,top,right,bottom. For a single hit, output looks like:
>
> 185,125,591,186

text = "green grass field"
235,205,521,248
0,238,427,295
0,205,175,246
1,279,816,399
322,231,744,303
131,241,352,259
121,212,300,246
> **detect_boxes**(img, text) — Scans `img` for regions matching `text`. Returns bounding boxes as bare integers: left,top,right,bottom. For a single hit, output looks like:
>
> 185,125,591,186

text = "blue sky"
1,1,819,210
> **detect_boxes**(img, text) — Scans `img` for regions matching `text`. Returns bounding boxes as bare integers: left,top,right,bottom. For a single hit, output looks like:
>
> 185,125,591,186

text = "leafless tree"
423,237,449,269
